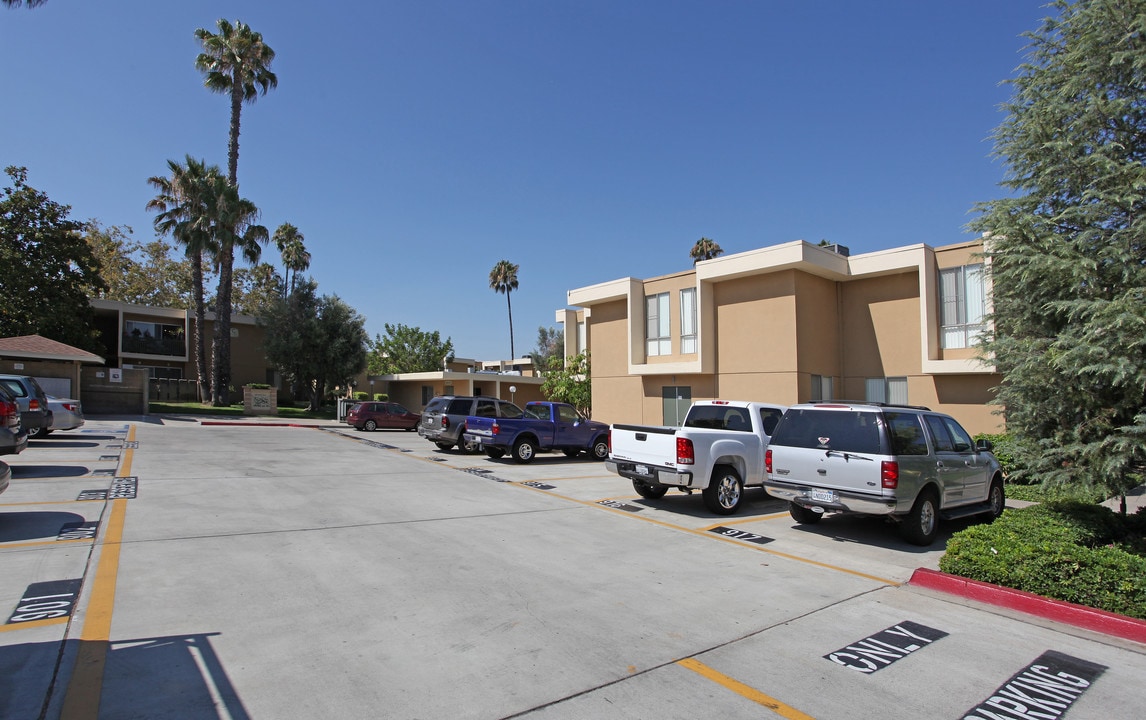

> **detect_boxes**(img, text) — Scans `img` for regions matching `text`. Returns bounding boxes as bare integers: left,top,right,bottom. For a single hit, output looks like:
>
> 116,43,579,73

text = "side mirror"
976,438,993,452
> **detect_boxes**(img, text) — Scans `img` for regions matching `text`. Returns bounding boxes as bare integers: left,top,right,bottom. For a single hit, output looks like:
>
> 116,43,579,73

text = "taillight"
491,422,499,436
881,461,899,489
29,398,39,410
63,403,78,412
607,429,611,452
765,448,773,474
677,437,695,465
441,416,450,429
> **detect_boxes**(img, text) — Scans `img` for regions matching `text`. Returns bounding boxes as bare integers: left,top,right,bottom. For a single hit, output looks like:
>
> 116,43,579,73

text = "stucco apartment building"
559,238,1003,435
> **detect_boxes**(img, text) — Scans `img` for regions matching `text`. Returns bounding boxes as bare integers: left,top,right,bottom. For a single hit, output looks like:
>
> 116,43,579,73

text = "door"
923,415,972,505
555,404,585,447
662,387,691,427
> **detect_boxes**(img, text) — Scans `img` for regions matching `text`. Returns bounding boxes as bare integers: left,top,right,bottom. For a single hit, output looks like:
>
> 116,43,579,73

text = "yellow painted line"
117,425,135,477
678,658,816,718
0,616,70,633
60,424,133,720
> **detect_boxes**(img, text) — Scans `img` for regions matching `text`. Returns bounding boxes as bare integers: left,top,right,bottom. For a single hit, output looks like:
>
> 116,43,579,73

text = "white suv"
763,402,1005,545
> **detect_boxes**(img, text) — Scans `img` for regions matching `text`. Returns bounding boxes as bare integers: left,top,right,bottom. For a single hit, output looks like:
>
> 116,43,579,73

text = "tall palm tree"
273,222,310,295
690,237,724,264
489,260,520,360
195,18,276,405
205,175,269,405
147,156,220,403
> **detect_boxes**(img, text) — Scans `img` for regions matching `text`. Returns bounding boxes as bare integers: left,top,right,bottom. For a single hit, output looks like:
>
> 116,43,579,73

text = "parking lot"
2,417,1144,719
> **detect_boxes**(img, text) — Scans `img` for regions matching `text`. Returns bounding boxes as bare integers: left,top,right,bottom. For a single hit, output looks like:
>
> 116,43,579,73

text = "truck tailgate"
610,424,677,467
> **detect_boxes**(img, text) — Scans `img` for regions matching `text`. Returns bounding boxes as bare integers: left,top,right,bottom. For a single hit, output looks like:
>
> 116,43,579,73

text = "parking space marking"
677,658,816,719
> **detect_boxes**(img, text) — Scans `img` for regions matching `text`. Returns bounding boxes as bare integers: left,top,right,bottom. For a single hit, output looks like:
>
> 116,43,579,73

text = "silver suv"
763,402,1004,545
418,396,523,452
0,374,52,437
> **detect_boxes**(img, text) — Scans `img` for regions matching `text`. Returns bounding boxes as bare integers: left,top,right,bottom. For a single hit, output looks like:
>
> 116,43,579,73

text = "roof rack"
807,400,932,411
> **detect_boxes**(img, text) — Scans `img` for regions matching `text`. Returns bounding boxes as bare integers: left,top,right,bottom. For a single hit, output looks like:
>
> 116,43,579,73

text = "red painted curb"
909,567,1146,644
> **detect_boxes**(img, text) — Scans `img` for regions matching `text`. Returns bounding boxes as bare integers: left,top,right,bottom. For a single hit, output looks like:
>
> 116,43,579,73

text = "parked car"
346,401,420,431
463,401,611,463
0,383,27,457
763,401,1005,545
32,395,85,437
607,400,787,514
0,374,52,436
419,396,524,452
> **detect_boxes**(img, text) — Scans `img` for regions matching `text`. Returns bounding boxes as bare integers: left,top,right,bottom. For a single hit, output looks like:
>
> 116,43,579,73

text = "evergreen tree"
368,324,455,374
0,166,104,350
971,0,1146,506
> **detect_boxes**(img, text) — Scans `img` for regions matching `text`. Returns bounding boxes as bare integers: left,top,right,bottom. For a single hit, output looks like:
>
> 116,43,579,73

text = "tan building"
561,238,1003,435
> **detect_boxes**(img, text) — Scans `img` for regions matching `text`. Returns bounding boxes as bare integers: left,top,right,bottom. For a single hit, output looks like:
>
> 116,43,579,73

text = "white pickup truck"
605,400,787,515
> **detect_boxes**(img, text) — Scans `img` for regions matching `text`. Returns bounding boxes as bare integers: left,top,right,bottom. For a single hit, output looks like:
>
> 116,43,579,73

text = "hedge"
940,501,1146,619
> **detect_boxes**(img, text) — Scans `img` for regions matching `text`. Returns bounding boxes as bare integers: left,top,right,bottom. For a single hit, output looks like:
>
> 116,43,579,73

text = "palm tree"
273,222,310,295
690,237,724,264
205,175,269,405
195,18,277,405
147,156,221,403
489,260,520,360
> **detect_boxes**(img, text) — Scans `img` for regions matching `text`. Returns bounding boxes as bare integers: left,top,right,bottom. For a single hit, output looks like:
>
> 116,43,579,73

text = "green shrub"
353,392,369,400
373,393,389,401
940,502,1146,619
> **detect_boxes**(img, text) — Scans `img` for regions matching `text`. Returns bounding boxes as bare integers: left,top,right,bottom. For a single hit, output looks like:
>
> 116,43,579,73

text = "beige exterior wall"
565,238,1005,435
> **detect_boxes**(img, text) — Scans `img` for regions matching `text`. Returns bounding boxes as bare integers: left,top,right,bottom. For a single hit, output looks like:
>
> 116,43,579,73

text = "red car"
346,401,421,432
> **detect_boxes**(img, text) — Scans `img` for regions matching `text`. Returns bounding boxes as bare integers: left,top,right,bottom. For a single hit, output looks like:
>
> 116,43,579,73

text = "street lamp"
509,385,517,403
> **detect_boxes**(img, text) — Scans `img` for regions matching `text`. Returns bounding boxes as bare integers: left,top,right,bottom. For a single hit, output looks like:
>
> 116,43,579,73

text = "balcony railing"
122,332,186,357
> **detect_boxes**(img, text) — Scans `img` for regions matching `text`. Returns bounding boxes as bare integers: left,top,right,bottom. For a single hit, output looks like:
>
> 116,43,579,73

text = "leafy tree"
2,1,48,8
148,156,222,403
0,166,104,350
273,222,310,295
541,352,592,418
195,18,277,405
368,323,455,374
690,237,723,264
232,262,283,316
970,0,1146,510
489,259,519,359
260,281,367,411
84,222,195,307
529,326,564,376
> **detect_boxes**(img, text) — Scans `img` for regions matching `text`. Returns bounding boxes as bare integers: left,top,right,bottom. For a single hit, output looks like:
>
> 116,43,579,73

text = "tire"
901,488,940,546
28,425,49,439
363,419,378,432
789,502,821,524
590,437,610,461
703,465,743,515
512,437,537,464
435,442,453,451
485,447,505,459
987,477,1005,521
563,449,581,458
457,436,480,454
633,479,669,499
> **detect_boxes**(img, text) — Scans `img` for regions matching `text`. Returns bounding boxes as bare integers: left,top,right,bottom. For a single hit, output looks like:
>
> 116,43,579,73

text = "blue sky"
2,1,1050,361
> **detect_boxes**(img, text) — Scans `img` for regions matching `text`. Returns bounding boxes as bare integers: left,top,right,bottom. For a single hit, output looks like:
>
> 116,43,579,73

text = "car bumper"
0,461,9,494
764,480,899,515
606,459,694,487
0,430,28,456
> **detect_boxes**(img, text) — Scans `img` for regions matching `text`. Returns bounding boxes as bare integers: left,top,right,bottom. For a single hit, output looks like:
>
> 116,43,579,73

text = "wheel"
563,449,581,458
789,502,821,524
590,437,610,461
901,488,940,546
435,442,453,450
633,479,668,499
363,419,378,432
987,477,1005,520
456,427,479,453
28,425,49,438
702,465,743,515
484,447,505,459
512,437,537,464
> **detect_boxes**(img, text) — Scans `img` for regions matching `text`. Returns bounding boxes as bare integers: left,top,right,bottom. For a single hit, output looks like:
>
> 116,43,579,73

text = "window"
557,405,580,423
810,374,833,402
662,386,691,426
759,407,784,436
645,292,671,356
866,377,908,404
123,320,186,357
680,288,697,355
885,412,929,456
940,264,985,349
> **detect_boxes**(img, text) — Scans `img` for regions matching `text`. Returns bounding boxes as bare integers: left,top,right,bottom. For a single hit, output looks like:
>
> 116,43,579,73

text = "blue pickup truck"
463,401,611,463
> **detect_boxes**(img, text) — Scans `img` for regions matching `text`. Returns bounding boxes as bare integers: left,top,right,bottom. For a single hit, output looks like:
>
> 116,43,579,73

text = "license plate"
635,464,650,476
810,489,836,503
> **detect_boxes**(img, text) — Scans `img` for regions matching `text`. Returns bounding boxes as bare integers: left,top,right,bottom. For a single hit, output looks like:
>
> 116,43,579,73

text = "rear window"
525,404,549,420
684,405,752,432
424,398,448,414
770,409,883,454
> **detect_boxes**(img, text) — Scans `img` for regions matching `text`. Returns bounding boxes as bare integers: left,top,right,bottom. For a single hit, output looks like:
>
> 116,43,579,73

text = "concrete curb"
909,567,1146,644
198,420,335,428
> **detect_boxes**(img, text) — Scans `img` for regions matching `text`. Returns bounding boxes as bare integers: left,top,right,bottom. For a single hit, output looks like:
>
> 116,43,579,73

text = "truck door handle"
636,433,647,441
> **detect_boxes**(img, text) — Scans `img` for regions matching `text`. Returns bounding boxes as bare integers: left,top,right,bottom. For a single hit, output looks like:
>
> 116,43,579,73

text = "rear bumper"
764,479,899,515
606,459,694,488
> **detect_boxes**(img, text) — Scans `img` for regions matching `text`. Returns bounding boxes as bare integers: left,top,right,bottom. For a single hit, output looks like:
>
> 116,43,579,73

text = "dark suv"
0,382,27,458
419,396,523,452
763,402,1004,545
0,374,52,437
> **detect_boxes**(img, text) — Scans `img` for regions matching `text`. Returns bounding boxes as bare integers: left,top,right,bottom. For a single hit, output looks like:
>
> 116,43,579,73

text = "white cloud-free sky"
2,1,1050,360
